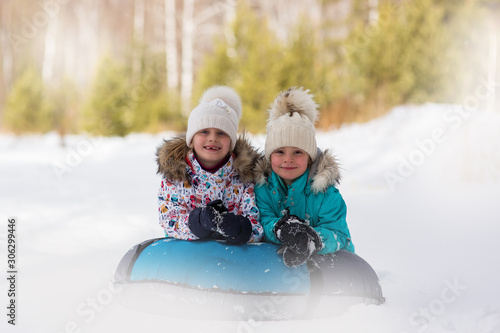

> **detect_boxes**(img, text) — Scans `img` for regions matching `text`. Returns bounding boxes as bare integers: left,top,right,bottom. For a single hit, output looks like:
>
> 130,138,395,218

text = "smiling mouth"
204,146,220,151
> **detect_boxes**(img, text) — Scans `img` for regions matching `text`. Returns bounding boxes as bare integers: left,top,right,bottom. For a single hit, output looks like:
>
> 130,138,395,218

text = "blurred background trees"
0,0,499,137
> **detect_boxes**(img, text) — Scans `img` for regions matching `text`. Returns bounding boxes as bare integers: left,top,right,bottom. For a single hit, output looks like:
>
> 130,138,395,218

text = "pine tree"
277,18,320,97
344,0,456,119
124,52,185,133
2,66,51,134
82,56,131,136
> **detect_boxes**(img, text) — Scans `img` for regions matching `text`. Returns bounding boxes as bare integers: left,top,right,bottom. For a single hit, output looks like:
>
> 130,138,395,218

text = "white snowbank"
1,104,499,333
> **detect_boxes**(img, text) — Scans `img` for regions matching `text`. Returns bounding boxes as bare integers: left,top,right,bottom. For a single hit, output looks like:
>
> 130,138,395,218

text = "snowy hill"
1,104,499,332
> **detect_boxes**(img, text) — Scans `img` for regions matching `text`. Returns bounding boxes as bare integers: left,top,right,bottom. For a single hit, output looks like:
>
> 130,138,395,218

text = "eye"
199,129,209,135
218,131,228,136
294,150,304,155
274,149,284,155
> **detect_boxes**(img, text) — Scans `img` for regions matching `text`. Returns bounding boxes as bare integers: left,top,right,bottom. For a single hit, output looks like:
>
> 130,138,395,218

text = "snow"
1,103,500,333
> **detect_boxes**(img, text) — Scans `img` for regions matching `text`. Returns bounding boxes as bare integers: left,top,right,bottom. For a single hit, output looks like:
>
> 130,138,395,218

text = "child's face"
270,147,310,186
191,128,231,168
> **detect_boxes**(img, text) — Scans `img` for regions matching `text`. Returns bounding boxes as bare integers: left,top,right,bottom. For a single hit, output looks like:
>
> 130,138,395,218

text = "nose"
207,131,218,141
282,152,293,163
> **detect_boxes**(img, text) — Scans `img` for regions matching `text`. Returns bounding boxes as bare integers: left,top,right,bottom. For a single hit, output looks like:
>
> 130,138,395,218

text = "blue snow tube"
114,238,384,320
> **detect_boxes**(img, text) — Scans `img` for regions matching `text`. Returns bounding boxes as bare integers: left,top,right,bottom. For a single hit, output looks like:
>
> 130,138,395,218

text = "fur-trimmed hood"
254,148,341,194
156,133,260,183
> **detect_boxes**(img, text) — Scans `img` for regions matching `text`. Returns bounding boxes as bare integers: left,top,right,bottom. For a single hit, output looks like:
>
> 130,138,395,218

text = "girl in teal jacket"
255,87,354,267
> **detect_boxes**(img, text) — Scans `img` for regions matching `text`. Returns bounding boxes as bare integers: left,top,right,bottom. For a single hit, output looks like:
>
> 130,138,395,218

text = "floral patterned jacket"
156,134,264,242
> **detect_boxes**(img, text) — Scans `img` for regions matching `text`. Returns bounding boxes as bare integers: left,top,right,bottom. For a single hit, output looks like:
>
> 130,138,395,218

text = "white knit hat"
265,87,319,161
186,86,242,150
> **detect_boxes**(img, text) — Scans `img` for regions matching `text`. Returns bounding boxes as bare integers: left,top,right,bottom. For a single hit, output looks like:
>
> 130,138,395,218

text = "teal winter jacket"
254,149,354,255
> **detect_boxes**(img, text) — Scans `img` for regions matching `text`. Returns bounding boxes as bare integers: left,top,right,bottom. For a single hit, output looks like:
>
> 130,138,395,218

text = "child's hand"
206,199,228,214
280,230,322,267
216,213,252,245
281,247,313,267
188,200,226,238
276,245,312,267
273,212,322,267
188,200,253,244
273,215,311,252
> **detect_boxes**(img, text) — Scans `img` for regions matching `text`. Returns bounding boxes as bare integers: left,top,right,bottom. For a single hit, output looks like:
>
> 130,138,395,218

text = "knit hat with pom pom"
186,86,242,150
265,87,319,161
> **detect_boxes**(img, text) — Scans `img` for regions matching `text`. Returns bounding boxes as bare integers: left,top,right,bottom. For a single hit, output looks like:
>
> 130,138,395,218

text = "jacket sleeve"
313,187,354,254
235,182,264,243
158,178,199,240
254,184,281,245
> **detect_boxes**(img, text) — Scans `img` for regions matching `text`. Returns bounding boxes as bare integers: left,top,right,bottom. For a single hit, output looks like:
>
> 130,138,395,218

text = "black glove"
280,231,322,267
216,213,252,245
274,210,310,253
273,209,322,267
281,246,314,267
188,200,227,238
206,199,228,215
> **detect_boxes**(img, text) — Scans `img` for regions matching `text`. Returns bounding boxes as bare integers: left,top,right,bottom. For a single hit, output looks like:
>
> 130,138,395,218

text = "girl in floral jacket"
156,86,263,244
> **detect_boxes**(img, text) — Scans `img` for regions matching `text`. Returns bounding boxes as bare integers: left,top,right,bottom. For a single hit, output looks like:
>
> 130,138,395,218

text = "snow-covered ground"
1,103,500,333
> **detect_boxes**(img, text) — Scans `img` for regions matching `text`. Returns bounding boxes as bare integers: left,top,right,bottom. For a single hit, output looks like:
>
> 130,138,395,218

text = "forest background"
1,0,499,140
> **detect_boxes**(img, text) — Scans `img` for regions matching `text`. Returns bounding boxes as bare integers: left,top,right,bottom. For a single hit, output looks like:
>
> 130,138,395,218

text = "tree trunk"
0,2,14,113
73,3,99,88
224,0,237,57
181,0,194,114
0,27,9,114
42,13,58,83
368,0,379,24
133,0,145,81
165,0,179,91
487,15,497,113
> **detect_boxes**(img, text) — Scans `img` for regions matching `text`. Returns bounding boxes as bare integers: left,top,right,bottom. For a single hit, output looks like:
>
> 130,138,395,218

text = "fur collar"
156,133,260,183
254,149,341,194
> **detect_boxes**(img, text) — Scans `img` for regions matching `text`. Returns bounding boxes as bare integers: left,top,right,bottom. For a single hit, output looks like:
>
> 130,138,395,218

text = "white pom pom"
199,86,242,120
268,87,318,124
